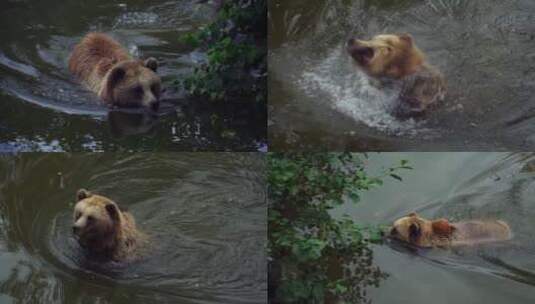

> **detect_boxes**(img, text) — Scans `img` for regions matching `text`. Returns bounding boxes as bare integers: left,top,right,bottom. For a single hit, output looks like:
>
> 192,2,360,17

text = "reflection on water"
340,153,535,304
269,0,535,151
0,153,267,304
108,110,159,137
269,236,386,304
0,0,266,151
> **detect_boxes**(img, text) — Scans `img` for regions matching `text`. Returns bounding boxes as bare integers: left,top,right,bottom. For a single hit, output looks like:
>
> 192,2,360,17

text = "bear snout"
142,90,160,112
347,44,374,65
149,101,160,112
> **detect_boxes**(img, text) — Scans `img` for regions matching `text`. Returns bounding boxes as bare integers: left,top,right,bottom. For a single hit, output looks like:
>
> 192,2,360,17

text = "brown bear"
347,34,446,115
72,189,147,261
68,32,162,111
389,212,512,248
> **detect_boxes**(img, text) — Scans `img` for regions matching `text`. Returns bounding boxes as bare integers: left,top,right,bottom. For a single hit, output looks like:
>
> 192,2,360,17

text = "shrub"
268,153,411,303
181,0,266,103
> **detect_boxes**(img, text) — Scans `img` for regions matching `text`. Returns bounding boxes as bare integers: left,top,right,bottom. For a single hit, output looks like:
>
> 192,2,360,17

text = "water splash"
297,48,431,136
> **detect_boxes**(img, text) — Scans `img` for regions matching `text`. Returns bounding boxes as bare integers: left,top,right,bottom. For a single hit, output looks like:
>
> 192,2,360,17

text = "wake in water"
297,48,433,137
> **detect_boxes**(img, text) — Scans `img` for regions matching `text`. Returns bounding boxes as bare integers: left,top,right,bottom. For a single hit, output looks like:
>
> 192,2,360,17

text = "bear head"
99,58,161,111
347,33,425,79
72,189,123,253
389,212,455,247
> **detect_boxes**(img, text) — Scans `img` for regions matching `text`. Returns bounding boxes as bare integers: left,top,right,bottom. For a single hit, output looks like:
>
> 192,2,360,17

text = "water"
0,0,267,152
0,153,267,303
337,152,535,303
269,0,535,151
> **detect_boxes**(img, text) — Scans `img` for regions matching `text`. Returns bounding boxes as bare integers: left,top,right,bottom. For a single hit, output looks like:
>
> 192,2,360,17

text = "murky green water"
337,153,535,303
0,153,267,303
269,0,535,151
0,0,267,152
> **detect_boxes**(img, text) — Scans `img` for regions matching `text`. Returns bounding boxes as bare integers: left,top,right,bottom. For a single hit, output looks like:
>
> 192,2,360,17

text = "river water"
0,0,266,152
269,0,535,151
337,152,535,303
0,153,267,303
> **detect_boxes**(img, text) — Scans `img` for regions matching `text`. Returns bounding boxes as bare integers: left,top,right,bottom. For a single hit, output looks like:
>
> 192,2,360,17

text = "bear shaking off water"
69,33,161,111
347,33,446,115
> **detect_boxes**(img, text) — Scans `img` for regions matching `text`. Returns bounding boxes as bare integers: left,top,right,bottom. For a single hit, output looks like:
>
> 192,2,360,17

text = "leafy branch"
268,153,411,303
180,0,266,103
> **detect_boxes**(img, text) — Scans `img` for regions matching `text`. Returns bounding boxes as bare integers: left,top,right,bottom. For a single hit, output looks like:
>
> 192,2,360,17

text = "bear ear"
399,33,413,45
432,219,454,236
105,203,120,222
408,212,418,217
76,189,92,201
144,57,158,72
100,66,125,103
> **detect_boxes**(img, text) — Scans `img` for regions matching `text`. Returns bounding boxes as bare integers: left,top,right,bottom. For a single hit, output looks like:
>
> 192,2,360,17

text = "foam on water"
113,12,159,29
297,48,431,136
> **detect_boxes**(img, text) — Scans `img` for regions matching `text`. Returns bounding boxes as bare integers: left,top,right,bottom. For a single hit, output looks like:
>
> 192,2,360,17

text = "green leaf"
268,152,397,302
390,174,403,181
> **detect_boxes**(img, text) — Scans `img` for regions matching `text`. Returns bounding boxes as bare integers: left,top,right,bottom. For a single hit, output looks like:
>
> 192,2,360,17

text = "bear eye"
409,223,421,240
87,215,94,223
75,212,81,220
132,86,143,96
